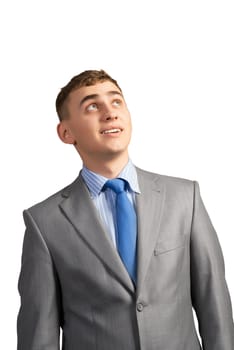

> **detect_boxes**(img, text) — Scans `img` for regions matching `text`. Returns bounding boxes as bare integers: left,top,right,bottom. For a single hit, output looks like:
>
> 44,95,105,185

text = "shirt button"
137,303,144,312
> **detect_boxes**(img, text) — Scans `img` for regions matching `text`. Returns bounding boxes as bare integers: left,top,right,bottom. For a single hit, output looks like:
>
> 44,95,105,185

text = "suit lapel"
135,168,165,295
59,174,135,293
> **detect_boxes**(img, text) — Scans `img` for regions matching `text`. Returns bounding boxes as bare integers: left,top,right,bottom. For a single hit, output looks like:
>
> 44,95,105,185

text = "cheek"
71,122,101,149
126,116,132,132
70,120,94,137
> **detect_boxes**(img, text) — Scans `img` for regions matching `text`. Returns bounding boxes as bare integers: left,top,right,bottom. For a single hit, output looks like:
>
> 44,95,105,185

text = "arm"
190,181,234,349
17,209,61,350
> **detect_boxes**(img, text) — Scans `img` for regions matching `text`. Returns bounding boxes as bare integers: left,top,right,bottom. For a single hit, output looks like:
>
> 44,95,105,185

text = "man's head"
56,70,122,121
56,70,132,172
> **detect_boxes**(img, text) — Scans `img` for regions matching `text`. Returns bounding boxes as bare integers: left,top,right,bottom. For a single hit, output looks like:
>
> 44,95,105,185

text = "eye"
86,103,98,111
112,99,122,107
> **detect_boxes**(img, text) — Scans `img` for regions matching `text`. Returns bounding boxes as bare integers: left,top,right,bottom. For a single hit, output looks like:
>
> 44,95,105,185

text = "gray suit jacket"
17,167,234,350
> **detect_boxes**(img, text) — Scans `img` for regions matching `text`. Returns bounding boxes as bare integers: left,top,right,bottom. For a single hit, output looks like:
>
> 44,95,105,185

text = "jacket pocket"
154,235,186,255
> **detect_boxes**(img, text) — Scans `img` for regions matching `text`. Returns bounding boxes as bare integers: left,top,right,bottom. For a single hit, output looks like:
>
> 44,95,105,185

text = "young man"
17,70,234,350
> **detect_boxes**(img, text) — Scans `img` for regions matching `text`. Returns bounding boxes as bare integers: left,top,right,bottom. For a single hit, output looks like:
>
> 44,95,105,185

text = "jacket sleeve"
190,181,234,349
17,209,61,350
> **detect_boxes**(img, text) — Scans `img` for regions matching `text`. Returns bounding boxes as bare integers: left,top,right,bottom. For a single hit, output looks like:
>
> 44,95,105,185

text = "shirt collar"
81,160,140,198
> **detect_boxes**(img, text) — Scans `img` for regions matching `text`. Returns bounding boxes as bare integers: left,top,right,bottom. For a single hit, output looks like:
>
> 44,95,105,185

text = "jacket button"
137,303,144,312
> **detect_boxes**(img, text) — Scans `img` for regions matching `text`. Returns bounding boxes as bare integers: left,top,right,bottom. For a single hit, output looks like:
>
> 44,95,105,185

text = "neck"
82,154,130,178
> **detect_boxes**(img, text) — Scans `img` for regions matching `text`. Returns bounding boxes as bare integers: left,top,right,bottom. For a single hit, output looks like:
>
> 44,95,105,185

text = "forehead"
68,81,122,104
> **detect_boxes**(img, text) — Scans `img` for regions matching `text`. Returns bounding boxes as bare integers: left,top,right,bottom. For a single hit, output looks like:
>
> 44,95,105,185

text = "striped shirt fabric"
81,160,140,247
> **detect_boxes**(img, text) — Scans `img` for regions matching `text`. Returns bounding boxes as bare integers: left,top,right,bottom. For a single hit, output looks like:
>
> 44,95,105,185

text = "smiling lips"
101,128,123,135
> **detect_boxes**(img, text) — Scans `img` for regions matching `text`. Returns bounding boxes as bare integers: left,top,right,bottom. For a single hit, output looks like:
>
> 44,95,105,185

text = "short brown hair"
55,69,122,121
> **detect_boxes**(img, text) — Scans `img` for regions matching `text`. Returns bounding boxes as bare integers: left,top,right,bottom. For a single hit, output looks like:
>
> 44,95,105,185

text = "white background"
1,0,233,347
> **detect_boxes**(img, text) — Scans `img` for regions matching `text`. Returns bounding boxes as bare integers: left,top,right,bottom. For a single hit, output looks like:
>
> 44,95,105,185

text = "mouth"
100,128,123,135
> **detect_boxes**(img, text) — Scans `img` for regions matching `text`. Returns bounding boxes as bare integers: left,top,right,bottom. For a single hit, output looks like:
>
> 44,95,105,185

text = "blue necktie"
104,179,137,283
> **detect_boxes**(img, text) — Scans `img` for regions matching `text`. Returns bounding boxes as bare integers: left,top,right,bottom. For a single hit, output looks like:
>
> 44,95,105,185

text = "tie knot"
104,178,126,194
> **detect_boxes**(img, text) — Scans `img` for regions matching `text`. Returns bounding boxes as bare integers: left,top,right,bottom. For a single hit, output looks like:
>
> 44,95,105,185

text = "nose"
101,105,118,121
104,112,118,121
100,101,118,121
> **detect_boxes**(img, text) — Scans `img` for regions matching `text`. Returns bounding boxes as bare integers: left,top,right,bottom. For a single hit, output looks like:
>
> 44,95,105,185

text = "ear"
57,122,75,145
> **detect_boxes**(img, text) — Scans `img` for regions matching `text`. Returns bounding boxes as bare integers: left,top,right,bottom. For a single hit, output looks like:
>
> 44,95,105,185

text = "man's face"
60,81,132,164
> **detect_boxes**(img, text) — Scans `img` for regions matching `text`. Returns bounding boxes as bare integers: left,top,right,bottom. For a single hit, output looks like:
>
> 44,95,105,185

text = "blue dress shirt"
81,160,140,247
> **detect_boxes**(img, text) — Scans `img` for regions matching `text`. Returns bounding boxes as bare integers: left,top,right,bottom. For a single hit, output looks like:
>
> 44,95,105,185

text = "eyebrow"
79,90,123,107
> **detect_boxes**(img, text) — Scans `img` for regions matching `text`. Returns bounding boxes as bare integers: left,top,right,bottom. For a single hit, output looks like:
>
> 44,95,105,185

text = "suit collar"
60,168,165,295
60,174,135,293
135,167,165,295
